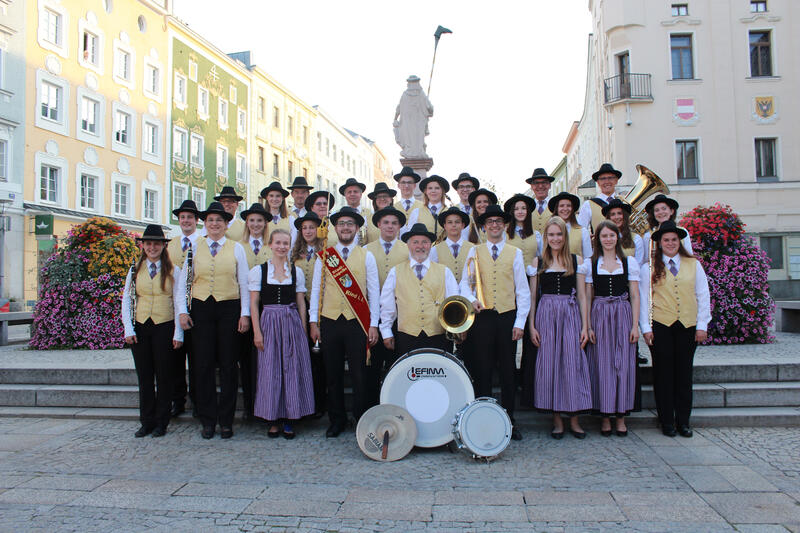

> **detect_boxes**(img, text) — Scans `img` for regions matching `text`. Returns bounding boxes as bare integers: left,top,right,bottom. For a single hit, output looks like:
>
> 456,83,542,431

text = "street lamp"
0,197,11,304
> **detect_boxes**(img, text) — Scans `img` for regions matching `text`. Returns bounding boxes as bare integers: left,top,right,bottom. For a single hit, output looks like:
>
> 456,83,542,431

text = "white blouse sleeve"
576,256,589,276
248,265,262,292
295,266,307,293
626,256,640,282
583,257,594,284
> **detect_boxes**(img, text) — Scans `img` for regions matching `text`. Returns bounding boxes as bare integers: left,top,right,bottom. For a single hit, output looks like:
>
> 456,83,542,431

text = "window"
257,146,265,172
172,127,188,162
42,8,62,46
0,140,7,182
0,50,3,90
114,181,130,216
144,121,159,156
236,154,246,182
192,188,205,208
174,73,187,106
751,1,767,12
188,60,198,82
173,183,188,210
302,167,307,178
287,116,294,136
237,108,246,138
671,4,688,16
755,138,777,179
326,138,330,156
114,110,131,145
82,31,99,66
218,98,229,129
41,81,60,121
676,140,698,180
760,236,783,269
303,126,308,145
80,97,99,134
79,173,98,210
190,134,204,168
288,160,293,177
749,31,772,77
216,145,228,176
332,144,337,162
317,132,322,151
272,154,279,176
144,189,158,220
273,106,280,128
258,97,265,120
40,165,59,203
145,64,160,96
230,86,237,104
670,34,694,79
115,49,131,81
198,86,209,117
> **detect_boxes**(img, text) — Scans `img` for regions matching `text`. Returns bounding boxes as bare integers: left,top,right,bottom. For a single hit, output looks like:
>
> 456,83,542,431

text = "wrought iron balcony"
603,73,653,105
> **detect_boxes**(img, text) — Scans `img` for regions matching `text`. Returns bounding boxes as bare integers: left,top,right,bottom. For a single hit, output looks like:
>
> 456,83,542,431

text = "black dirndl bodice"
592,256,629,297
539,255,578,295
259,262,297,306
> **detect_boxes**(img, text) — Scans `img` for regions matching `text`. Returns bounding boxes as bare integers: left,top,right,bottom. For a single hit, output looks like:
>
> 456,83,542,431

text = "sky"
172,0,593,198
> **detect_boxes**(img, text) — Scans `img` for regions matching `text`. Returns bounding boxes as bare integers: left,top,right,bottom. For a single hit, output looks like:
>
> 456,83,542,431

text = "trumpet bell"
438,295,475,334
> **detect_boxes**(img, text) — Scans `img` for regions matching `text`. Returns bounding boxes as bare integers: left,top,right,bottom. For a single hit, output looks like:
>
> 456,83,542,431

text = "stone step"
640,381,800,409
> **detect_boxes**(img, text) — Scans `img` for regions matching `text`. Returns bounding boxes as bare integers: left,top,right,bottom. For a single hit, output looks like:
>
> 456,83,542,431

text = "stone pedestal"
400,157,434,179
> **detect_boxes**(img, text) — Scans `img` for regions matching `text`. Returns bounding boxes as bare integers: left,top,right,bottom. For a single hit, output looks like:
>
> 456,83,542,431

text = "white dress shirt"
292,206,307,218
577,193,617,229
379,256,459,339
458,240,531,329
638,253,711,334
308,241,380,326
247,260,306,292
456,202,472,215
121,261,184,342
583,255,640,284
173,230,200,252
176,236,251,317
428,236,467,263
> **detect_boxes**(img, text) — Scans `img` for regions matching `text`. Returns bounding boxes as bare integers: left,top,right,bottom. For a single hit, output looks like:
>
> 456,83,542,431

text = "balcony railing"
604,73,653,104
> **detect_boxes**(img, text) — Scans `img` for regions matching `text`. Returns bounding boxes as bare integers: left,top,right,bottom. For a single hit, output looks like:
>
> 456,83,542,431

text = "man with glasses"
451,172,479,216
393,166,423,229
459,204,530,441
577,163,625,234
309,207,380,438
526,168,555,236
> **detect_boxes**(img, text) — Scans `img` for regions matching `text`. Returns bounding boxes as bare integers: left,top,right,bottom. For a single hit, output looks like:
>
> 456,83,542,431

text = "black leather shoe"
326,423,344,438
550,428,564,440
678,425,693,438
170,403,185,418
201,426,215,439
134,425,153,438
570,429,587,440
267,426,281,438
662,426,677,437
601,428,612,437
192,406,199,418
151,426,166,438
511,427,522,441
220,427,233,439
615,429,628,437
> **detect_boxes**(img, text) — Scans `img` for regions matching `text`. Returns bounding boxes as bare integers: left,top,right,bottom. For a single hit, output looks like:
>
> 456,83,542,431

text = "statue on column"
393,75,434,159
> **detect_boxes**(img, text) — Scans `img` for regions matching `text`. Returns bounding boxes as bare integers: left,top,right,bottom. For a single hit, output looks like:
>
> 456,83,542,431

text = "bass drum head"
380,348,474,448
452,397,512,458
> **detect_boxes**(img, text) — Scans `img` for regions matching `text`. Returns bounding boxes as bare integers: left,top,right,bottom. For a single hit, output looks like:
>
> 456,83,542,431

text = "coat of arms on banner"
340,274,353,288
753,96,777,123
673,98,699,125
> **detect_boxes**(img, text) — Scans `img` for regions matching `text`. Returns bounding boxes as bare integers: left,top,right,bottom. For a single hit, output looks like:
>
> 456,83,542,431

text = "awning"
23,203,161,230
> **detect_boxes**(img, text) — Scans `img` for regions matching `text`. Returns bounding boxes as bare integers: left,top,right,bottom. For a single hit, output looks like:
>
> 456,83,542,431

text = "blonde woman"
260,181,294,244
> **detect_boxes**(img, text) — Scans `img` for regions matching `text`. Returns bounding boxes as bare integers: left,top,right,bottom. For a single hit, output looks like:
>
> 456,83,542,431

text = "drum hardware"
624,164,669,235
451,397,512,462
356,404,417,462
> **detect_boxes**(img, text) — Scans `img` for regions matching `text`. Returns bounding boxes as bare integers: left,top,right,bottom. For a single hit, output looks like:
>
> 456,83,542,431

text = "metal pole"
0,217,7,346
427,42,439,95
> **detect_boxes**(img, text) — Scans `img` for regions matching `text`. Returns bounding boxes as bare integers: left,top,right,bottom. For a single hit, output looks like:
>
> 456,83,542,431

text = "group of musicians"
122,162,710,443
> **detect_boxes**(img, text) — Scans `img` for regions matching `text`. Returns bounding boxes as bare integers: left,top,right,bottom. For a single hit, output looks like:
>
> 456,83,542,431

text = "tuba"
624,164,670,235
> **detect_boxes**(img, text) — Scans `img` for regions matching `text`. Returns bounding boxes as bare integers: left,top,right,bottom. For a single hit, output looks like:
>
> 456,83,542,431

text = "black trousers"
131,319,174,429
366,323,397,408
519,320,537,408
465,309,517,417
307,333,327,414
237,329,255,417
170,329,193,408
321,316,370,426
648,321,697,428
190,297,241,428
396,331,449,356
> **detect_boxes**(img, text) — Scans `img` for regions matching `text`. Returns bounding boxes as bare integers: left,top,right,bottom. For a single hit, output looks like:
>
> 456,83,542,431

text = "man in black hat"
208,186,246,242
577,163,624,234
338,178,370,245
526,168,555,236
451,172,479,216
167,199,201,418
288,176,313,218
393,166,423,220
380,223,459,355
459,204,530,440
308,207,380,438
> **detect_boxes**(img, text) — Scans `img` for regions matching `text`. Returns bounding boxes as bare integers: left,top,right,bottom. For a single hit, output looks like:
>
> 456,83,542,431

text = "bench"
775,300,800,333
0,312,33,346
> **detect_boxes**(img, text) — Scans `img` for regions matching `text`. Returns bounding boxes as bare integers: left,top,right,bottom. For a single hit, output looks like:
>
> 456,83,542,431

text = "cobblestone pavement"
0,417,798,532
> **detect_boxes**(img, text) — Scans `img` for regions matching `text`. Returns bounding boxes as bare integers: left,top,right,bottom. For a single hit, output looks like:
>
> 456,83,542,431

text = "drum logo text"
407,367,447,380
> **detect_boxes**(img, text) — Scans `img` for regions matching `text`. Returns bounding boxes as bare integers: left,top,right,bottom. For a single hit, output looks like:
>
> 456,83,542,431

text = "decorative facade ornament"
752,96,777,124
673,97,699,126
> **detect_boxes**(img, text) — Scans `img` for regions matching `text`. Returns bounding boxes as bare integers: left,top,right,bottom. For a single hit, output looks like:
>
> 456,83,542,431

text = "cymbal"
356,404,417,462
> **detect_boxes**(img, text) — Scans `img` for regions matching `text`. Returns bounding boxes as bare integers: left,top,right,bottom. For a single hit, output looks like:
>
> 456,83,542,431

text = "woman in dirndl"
249,228,315,438
585,220,640,437
529,217,592,439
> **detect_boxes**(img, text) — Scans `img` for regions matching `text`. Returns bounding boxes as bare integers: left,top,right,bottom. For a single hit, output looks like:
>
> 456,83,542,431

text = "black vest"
540,255,578,295
592,256,629,297
259,262,297,306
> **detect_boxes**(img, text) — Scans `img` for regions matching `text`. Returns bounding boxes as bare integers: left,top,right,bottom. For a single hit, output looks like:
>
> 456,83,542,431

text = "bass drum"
452,397,512,460
380,348,474,448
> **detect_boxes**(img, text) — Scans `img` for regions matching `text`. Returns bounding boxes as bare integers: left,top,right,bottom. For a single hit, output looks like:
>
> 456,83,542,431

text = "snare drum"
380,348,474,448
451,397,512,460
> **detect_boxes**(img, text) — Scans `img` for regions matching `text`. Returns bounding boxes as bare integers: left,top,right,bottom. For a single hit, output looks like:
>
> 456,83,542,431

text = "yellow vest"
588,195,623,234
243,239,272,269
395,262,446,336
476,243,516,314
192,238,240,302
356,207,373,245
394,198,423,217
366,219,380,243
295,253,317,300
653,257,698,328
226,218,245,242
365,239,408,288
321,245,367,321
266,215,291,243
135,266,174,325
167,235,193,269
529,205,552,236
568,225,584,256
416,206,441,234
434,240,474,283
507,233,538,268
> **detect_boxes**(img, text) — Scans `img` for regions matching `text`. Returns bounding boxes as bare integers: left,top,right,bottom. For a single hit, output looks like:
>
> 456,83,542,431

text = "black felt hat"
240,202,273,222
592,163,622,181
401,223,437,243
136,224,171,242
451,172,479,190
437,206,470,227
651,220,688,241
371,206,407,228
393,166,421,183
287,176,314,190
419,174,450,194
367,182,397,200
477,204,512,225
172,199,200,218
304,190,336,213
200,201,233,222
526,168,555,184
260,181,289,199
338,177,367,195
547,191,580,214
329,206,365,227
467,188,498,207
214,185,244,202
293,211,323,230
601,198,633,217
504,194,536,215
644,194,680,214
